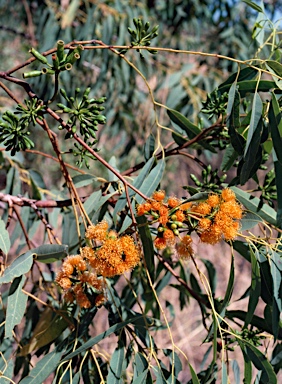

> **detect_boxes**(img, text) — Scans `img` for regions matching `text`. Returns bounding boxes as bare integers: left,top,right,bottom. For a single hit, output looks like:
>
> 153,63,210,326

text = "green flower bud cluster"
57,87,106,141
128,18,159,58
185,165,227,194
23,41,83,78
201,90,229,119
69,142,98,169
15,98,44,126
0,111,34,155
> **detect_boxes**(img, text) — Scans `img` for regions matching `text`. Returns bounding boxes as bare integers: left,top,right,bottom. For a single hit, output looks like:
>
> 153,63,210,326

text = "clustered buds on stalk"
23,41,83,78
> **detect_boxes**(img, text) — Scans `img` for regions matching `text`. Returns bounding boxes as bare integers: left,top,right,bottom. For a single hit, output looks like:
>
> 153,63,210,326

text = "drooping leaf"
266,61,282,89
62,315,144,362
107,344,125,384
19,344,66,384
244,93,263,156
219,80,277,96
133,352,148,379
274,160,282,228
33,244,69,263
189,363,201,384
137,215,155,283
219,67,258,91
19,307,73,356
113,156,155,221
226,87,245,156
0,218,10,255
244,247,261,327
118,159,165,232
5,276,28,338
242,0,264,13
0,250,34,284
268,93,282,166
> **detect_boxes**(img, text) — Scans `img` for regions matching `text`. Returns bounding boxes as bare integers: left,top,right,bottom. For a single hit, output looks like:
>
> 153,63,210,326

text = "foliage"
0,0,282,383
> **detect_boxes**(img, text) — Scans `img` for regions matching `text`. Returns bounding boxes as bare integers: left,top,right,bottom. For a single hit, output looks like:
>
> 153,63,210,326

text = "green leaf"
269,93,282,166
244,247,261,327
70,174,96,188
242,0,263,13
133,352,148,379
244,93,263,156
226,88,245,156
107,344,125,384
189,363,201,384
62,315,143,362
137,215,155,283
244,342,277,384
221,144,238,171
0,250,34,284
19,344,65,384
19,307,73,356
240,118,263,184
219,67,258,91
219,254,235,314
266,61,282,89
168,108,215,152
132,370,149,384
270,249,282,315
222,361,228,384
201,259,217,295
219,80,277,96
240,211,263,231
226,310,282,339
232,360,241,384
230,187,277,226
33,244,69,263
0,218,10,255
239,344,252,384
119,159,165,232
144,134,155,161
274,160,282,228
168,108,201,138
5,275,28,338
113,157,155,221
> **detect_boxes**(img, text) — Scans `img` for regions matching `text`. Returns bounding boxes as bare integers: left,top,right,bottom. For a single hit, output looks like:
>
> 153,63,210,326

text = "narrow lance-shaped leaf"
0,218,11,255
268,92,282,166
20,344,66,384
137,215,155,283
107,344,125,384
5,275,28,338
244,247,261,328
244,92,263,156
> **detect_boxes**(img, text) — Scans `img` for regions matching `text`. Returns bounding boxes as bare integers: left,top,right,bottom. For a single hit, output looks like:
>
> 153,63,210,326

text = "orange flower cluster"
137,190,194,258
137,188,242,258
56,221,140,308
56,254,105,308
194,189,242,244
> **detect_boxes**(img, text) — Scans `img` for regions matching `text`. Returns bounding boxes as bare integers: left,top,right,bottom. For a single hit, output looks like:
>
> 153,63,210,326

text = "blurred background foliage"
1,0,280,188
